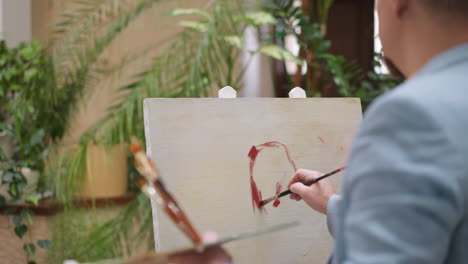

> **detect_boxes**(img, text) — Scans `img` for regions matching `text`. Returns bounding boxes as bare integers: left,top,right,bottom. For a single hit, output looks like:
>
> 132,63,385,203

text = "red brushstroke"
273,182,282,207
317,136,326,144
248,141,297,213
248,146,264,213
336,166,347,173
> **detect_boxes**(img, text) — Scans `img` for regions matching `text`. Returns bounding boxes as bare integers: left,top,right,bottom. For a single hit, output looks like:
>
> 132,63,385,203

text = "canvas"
143,97,362,263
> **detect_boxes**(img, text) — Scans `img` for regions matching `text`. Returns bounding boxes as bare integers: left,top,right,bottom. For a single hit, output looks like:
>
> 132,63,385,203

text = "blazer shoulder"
364,85,435,127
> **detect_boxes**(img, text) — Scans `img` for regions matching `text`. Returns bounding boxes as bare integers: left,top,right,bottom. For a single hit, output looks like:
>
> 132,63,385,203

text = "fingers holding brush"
287,169,336,215
288,169,321,200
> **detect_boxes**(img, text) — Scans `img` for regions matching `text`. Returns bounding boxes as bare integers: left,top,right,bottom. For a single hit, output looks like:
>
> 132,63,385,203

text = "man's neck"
403,25,468,78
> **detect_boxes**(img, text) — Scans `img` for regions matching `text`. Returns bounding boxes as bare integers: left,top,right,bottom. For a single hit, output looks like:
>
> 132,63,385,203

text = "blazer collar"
417,43,468,76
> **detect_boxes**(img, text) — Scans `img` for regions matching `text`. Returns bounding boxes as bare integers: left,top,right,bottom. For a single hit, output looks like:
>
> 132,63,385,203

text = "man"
289,0,468,263
150,0,468,262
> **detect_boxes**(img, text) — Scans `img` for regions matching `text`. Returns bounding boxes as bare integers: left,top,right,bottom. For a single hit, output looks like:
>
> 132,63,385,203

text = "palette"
143,91,362,263
159,221,300,257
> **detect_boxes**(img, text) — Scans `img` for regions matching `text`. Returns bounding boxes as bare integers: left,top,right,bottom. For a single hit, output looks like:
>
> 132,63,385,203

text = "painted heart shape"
248,141,297,213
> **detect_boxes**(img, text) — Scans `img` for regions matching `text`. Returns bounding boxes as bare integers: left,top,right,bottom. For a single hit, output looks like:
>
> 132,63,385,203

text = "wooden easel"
144,87,362,263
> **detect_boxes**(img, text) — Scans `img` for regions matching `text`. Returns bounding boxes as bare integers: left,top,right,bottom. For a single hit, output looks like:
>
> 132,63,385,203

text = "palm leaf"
78,0,247,147
49,0,161,140
49,0,251,262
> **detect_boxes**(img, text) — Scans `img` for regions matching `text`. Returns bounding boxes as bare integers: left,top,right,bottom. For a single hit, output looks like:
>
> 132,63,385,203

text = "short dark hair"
422,0,468,18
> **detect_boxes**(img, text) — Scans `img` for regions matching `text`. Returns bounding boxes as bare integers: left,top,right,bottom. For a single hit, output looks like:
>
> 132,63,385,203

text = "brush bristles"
258,196,277,207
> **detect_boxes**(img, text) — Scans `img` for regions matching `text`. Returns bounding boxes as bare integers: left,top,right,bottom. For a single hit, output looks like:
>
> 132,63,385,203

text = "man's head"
376,0,468,78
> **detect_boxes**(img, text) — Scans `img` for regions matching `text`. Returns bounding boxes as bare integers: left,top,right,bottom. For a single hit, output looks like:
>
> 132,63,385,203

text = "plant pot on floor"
78,144,128,199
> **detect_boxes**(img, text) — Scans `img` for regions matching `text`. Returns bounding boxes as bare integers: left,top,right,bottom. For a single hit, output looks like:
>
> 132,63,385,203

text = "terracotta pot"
78,144,128,199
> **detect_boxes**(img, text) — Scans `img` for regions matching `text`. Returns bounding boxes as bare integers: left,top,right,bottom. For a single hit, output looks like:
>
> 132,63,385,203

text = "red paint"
327,166,347,176
248,145,260,160
336,166,347,173
248,141,297,213
250,172,264,211
317,136,326,144
249,146,264,212
273,182,282,207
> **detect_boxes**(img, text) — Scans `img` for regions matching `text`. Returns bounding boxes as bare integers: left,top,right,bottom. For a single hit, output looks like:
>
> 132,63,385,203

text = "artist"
288,0,468,263
139,0,468,263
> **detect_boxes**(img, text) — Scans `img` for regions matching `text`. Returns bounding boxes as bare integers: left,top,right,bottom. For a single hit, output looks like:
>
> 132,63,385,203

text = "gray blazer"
327,44,468,264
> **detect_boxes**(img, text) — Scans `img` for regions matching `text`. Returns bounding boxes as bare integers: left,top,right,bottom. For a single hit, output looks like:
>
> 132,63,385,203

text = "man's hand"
288,169,336,215
168,246,231,264
168,232,232,264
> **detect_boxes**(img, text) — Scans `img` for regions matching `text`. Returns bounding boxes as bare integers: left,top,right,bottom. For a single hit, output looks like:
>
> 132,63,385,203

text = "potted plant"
0,40,52,202
0,40,53,264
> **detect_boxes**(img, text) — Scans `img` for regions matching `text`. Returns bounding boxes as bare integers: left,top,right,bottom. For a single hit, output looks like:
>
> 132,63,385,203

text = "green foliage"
165,8,210,19
338,53,403,109
48,194,153,263
66,0,247,149
6,205,49,262
25,194,40,206
4,199,46,263
0,40,52,230
258,45,303,64
24,243,36,257
240,11,276,26
321,53,354,95
263,0,400,102
48,0,162,142
262,0,352,96
0,40,54,263
0,41,46,110
0,40,51,167
37,240,52,250
179,20,209,32
314,0,335,24
15,224,28,238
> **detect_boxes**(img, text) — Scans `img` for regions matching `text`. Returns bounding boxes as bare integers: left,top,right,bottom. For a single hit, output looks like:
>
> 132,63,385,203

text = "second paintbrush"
258,166,347,207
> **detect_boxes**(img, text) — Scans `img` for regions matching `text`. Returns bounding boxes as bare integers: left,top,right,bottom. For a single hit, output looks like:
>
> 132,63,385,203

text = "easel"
144,87,362,263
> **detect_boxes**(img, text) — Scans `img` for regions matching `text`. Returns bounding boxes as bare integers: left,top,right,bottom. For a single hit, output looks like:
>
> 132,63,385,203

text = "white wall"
0,1,3,40
240,27,275,97
0,0,31,47
374,10,389,74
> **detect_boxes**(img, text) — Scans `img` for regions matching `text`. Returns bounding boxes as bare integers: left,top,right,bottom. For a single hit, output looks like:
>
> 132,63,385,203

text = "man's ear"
394,0,410,19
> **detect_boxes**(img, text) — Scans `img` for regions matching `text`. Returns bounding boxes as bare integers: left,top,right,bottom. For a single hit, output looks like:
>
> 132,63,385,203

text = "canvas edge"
143,98,162,252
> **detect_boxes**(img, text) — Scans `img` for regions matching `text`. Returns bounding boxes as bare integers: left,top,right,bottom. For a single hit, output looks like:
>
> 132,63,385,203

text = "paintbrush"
258,166,346,207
